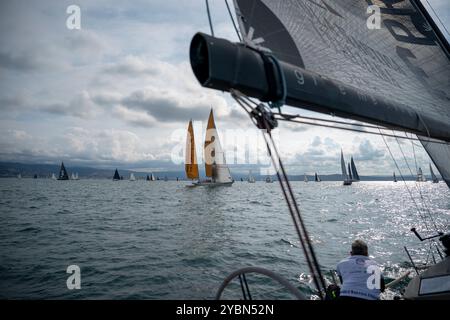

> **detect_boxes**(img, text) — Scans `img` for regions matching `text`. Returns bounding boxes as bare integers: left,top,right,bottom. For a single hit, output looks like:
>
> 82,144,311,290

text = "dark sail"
191,0,450,142
57,162,69,180
350,157,360,181
348,163,353,181
113,169,120,181
146,175,150,181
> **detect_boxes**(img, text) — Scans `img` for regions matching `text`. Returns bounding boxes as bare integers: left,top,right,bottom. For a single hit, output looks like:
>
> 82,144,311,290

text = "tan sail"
185,120,199,180
204,109,216,177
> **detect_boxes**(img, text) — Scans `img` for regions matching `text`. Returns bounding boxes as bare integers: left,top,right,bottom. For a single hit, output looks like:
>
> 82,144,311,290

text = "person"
336,239,385,300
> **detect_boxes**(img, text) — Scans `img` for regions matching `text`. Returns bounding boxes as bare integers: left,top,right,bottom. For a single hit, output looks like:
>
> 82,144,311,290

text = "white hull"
189,180,234,187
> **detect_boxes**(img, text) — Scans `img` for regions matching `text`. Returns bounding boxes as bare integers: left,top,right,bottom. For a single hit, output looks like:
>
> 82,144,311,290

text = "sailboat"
393,172,397,183
74,173,79,180
57,162,69,180
113,169,120,181
314,173,321,182
416,167,426,182
146,175,150,181
185,111,234,186
130,173,136,181
303,174,308,182
350,157,360,182
265,176,273,183
341,151,352,186
150,173,156,181
190,0,450,300
429,164,439,183
17,173,21,179
248,170,256,183
51,173,56,180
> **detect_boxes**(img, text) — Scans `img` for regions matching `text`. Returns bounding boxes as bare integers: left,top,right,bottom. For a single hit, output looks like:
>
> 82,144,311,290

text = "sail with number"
190,0,450,189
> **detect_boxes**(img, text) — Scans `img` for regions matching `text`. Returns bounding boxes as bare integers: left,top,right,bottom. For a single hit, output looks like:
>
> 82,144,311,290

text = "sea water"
0,179,448,299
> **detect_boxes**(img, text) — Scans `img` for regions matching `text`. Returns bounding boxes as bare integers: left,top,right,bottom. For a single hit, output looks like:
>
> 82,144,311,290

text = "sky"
0,0,448,176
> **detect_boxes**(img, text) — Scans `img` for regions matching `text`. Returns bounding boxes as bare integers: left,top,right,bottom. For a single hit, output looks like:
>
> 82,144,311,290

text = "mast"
393,172,397,182
185,120,199,180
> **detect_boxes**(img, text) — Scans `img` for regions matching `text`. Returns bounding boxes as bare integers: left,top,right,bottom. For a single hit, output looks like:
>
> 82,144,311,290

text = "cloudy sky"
0,0,448,175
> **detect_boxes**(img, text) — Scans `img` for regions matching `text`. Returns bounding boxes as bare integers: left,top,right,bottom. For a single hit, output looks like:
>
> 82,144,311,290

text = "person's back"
336,240,384,300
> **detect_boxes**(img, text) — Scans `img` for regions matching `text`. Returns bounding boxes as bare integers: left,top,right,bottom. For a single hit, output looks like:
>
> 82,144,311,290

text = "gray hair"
351,239,368,256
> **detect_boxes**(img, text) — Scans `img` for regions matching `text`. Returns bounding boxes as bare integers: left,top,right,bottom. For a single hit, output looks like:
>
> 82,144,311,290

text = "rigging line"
424,0,450,37
378,128,432,232
404,131,442,232
275,117,446,144
205,0,215,37
233,93,326,299
225,0,242,42
393,132,439,232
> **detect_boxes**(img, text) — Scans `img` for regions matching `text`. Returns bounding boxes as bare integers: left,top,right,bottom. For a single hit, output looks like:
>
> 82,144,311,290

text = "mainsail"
315,172,321,182
341,150,348,181
348,163,353,181
429,163,439,183
227,0,450,141
350,157,360,181
185,120,199,180
113,169,120,181
204,110,233,183
57,162,69,180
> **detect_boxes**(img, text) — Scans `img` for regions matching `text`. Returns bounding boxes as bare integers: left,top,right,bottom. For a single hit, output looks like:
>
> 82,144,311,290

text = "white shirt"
336,255,382,300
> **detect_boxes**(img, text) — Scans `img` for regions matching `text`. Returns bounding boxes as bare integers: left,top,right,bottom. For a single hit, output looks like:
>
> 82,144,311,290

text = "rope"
205,0,214,37
232,91,326,299
225,0,242,42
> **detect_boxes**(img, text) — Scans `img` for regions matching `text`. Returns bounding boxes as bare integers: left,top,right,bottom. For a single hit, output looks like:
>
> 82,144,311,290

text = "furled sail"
204,110,233,183
419,136,450,187
58,162,69,180
351,157,360,181
185,120,199,180
191,0,450,142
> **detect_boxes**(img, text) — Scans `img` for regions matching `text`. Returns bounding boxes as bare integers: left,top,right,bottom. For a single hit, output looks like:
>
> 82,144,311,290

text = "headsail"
191,0,450,142
113,169,120,181
341,150,348,180
419,136,449,187
350,157,360,181
204,110,233,183
348,163,353,181
185,120,199,180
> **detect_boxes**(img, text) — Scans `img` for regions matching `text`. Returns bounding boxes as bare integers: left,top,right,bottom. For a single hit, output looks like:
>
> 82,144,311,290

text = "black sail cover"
233,0,450,187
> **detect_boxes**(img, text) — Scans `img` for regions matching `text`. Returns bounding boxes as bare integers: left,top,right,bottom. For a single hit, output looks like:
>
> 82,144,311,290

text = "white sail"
130,173,136,181
17,174,21,179
51,173,56,180
416,167,426,182
150,173,156,181
304,174,308,182
248,170,255,183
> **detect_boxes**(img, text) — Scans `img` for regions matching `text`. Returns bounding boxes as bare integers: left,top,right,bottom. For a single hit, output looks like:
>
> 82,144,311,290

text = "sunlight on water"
0,179,448,299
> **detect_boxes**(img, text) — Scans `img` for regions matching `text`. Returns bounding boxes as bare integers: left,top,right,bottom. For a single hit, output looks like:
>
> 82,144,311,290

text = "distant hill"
0,161,425,181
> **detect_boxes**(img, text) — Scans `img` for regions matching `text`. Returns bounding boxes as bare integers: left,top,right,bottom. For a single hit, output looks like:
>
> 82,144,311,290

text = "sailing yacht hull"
343,180,352,186
193,181,234,187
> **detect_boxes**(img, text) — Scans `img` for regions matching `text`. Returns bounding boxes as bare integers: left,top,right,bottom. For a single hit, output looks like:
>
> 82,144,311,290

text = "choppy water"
0,179,448,299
